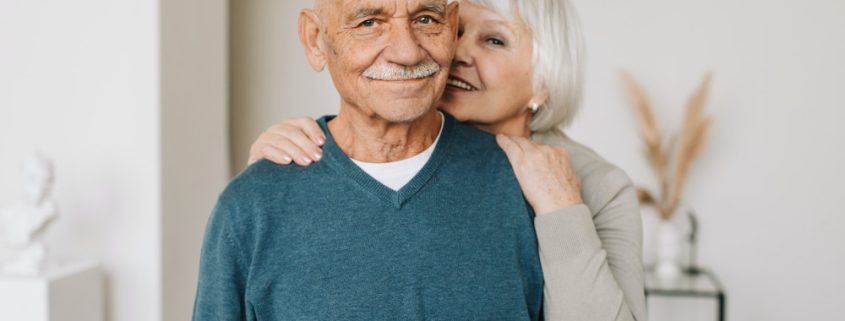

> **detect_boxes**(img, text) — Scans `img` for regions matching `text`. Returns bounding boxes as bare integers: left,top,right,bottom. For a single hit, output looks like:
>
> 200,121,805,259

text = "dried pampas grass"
622,72,713,221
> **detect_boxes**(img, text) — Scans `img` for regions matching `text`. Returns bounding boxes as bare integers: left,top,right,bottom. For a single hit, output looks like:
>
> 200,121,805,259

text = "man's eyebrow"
416,2,446,16
347,6,385,21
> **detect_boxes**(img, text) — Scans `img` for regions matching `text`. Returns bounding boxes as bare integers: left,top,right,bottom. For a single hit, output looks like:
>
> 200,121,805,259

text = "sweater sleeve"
534,168,646,321
192,201,252,321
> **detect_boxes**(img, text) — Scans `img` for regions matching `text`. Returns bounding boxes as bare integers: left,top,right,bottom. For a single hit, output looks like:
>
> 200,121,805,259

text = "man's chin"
372,102,436,124
365,77,438,95
379,108,433,123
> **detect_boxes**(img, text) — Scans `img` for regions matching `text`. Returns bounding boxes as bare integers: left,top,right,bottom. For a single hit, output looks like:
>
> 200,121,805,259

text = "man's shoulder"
439,118,518,185
210,159,336,233
217,159,323,207
228,159,292,188
445,118,507,161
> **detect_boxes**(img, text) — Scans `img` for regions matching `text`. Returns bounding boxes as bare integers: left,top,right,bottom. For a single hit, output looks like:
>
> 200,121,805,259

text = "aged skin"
299,0,460,162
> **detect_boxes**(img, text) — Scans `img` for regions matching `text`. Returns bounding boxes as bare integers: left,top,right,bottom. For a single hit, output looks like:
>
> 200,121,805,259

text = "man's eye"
360,19,376,27
416,15,435,24
487,38,506,46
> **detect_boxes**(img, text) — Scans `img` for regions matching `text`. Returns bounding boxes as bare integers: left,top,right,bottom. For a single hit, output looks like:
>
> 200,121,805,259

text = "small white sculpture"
0,153,59,276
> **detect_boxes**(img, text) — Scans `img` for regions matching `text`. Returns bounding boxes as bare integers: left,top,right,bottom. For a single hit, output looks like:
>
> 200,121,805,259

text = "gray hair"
457,0,585,135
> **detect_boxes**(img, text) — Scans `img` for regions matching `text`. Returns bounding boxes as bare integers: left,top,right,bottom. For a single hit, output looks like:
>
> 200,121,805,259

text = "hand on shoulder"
496,134,583,216
247,117,325,167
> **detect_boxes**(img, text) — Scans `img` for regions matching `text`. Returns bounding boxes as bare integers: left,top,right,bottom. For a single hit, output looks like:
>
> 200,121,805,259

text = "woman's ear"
529,86,550,110
299,9,327,72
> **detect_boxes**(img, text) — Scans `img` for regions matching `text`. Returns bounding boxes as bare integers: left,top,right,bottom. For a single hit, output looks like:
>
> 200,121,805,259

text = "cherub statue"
0,153,59,276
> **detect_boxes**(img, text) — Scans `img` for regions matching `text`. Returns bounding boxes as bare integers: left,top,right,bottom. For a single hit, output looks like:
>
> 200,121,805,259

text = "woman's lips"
446,76,478,91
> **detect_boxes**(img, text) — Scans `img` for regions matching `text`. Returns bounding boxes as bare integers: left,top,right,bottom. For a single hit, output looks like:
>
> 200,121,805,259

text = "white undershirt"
351,112,444,191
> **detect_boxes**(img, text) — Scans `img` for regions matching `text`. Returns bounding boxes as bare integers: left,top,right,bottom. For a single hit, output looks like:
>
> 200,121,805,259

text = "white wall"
567,0,845,320
0,1,161,320
231,0,845,320
1,0,228,320
161,0,229,320
230,0,338,173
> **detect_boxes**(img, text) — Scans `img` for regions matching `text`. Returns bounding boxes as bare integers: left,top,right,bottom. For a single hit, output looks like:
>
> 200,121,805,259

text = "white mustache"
362,60,441,81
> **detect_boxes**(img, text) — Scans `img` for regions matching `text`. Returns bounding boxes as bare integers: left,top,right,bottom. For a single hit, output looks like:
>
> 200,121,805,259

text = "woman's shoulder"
534,131,634,208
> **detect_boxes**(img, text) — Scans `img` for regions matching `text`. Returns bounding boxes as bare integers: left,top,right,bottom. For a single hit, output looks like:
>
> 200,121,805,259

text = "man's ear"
299,9,327,72
446,2,460,40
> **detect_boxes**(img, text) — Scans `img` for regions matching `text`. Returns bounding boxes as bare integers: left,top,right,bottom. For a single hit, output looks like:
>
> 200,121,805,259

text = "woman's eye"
487,38,506,46
360,19,376,27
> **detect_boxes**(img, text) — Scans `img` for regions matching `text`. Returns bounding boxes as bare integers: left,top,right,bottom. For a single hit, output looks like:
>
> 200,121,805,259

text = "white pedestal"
0,261,103,321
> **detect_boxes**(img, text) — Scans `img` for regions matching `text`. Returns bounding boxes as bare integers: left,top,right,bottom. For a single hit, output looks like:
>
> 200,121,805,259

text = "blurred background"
1,0,843,320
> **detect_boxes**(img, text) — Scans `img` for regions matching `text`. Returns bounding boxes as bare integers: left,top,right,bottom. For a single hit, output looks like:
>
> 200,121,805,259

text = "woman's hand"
247,117,325,166
496,134,583,216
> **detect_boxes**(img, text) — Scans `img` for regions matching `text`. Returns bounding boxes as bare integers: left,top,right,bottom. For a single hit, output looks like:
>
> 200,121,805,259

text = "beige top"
532,133,647,321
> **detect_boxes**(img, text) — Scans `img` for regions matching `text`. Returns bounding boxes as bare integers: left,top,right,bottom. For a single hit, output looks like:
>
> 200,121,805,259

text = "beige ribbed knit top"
532,132,647,321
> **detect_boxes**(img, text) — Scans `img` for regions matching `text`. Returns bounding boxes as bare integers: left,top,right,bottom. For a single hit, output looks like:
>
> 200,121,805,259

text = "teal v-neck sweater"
193,113,544,321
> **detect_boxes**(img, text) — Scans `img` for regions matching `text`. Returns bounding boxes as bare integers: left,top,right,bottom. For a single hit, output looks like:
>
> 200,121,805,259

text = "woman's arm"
497,135,646,321
534,169,646,321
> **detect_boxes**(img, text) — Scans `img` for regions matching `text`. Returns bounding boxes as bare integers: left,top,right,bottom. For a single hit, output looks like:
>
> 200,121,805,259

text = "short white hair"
457,0,585,133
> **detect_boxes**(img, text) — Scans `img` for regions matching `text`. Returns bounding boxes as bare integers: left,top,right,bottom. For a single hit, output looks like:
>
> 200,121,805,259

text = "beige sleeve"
533,168,647,321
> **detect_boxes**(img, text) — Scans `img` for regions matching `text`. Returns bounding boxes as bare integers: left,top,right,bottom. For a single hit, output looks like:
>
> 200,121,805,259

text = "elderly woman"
247,0,646,320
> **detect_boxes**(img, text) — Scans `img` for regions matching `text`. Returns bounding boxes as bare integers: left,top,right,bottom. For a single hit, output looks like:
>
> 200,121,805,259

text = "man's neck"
328,108,442,163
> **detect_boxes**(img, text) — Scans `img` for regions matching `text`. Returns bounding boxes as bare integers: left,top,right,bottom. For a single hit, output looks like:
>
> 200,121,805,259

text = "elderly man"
192,0,543,320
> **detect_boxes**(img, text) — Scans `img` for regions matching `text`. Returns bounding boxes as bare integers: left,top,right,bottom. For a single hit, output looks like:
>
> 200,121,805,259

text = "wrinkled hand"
247,117,325,166
496,134,583,216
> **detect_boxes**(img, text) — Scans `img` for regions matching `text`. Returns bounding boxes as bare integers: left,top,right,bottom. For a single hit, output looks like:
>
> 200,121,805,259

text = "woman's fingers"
268,136,316,166
280,126,323,162
248,133,293,165
247,117,325,167
292,117,326,146
259,145,293,165
497,134,583,215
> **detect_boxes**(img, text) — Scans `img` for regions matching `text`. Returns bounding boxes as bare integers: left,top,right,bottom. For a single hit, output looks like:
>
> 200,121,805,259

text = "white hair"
456,0,585,135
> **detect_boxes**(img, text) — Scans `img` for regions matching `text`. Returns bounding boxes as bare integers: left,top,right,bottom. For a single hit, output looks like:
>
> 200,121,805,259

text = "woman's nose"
453,35,474,67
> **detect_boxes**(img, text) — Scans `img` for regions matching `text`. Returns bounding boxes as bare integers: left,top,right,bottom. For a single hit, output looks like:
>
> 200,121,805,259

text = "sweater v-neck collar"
317,112,455,209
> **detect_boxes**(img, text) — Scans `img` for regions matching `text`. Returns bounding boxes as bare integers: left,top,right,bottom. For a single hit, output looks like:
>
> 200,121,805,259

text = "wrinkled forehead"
318,0,449,18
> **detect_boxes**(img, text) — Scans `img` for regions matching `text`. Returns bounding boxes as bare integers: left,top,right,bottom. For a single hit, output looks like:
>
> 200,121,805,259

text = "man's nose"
383,21,428,66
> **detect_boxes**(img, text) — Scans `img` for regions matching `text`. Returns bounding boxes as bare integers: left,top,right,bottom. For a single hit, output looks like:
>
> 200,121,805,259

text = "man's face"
314,0,458,123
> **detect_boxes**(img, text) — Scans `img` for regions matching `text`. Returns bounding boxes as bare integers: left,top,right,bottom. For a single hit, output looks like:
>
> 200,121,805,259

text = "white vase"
654,219,683,280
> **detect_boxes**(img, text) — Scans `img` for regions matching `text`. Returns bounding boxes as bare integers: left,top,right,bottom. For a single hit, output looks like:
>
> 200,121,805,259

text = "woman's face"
439,2,538,133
